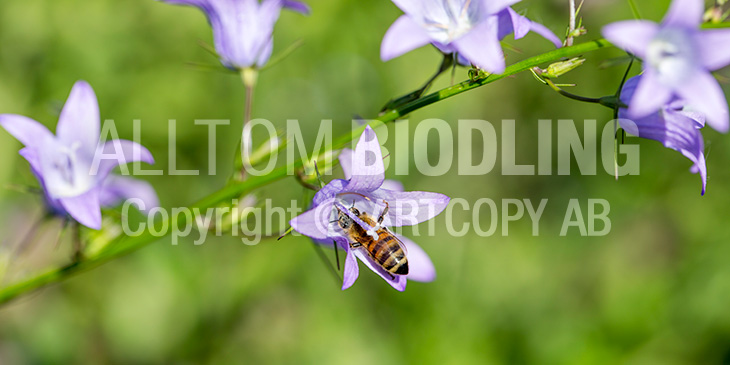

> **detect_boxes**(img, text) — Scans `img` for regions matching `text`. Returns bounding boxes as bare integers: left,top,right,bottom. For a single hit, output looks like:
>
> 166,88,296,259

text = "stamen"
460,0,472,20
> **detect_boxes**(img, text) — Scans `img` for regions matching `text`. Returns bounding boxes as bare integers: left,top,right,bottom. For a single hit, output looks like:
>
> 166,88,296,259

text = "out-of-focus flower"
160,0,311,70
289,126,449,291
0,81,158,229
619,75,708,194
381,0,562,73
603,0,730,132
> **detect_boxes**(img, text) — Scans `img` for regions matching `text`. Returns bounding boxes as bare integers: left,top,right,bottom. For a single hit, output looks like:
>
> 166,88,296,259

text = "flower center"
422,0,481,44
43,141,95,199
646,28,697,86
55,143,80,186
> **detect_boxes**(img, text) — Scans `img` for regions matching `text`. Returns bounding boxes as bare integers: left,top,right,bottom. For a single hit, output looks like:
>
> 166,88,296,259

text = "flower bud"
543,58,585,78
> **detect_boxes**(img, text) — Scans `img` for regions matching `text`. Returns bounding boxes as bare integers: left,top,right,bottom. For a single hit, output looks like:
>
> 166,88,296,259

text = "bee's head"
337,208,354,229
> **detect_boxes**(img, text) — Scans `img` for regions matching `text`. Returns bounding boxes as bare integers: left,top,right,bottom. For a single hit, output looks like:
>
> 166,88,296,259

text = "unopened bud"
543,58,585,78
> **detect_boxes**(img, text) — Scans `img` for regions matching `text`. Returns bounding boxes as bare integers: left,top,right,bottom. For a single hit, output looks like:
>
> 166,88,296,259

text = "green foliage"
1,0,730,364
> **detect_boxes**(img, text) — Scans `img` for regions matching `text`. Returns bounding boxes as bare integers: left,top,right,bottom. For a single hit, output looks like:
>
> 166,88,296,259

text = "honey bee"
336,201,409,277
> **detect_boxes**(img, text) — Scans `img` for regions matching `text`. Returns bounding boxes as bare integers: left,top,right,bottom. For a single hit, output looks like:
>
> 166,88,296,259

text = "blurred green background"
2,0,730,363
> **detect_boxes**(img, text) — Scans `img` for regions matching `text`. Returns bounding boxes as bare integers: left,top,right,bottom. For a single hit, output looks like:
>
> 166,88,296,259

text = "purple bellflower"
0,81,158,229
603,0,730,132
619,75,708,194
381,0,562,73
160,0,311,70
290,126,450,291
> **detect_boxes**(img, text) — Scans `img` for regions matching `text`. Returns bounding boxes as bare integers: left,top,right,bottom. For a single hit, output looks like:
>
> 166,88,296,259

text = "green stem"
0,38,613,305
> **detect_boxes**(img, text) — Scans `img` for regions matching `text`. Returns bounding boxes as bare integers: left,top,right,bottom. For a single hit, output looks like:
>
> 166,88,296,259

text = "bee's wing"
384,228,408,256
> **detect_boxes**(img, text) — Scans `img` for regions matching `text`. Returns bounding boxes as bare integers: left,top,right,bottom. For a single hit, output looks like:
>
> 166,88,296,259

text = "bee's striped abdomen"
346,212,409,276
367,229,408,275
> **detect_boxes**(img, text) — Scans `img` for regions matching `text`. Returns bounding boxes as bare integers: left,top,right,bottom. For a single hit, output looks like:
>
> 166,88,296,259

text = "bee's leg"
378,201,390,224
386,272,395,280
350,242,362,249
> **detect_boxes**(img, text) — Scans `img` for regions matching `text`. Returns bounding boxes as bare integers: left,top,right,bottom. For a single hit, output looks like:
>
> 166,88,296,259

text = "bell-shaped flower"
381,0,562,73
0,81,158,229
619,75,708,194
290,126,450,291
160,0,311,70
603,0,730,132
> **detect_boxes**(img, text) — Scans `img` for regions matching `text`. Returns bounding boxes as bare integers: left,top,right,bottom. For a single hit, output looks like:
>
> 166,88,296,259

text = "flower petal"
484,0,521,16
256,36,274,67
369,190,451,227
290,204,332,240
95,139,155,180
620,111,707,194
627,69,673,120
398,235,436,282
602,20,659,59
697,28,730,71
19,147,42,174
497,8,531,40
675,70,729,133
344,126,385,192
353,248,406,291
389,0,420,15
313,179,347,206
381,15,433,61
57,81,100,155
59,188,102,229
620,75,708,194
338,148,355,180
99,175,160,212
282,0,311,15
0,114,54,149
158,0,211,6
340,238,359,290
662,0,703,28
380,179,404,192
497,8,561,47
453,17,505,73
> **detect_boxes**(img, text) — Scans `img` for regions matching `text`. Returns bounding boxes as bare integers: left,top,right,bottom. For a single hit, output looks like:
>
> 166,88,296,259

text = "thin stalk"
544,78,604,104
235,74,256,182
627,0,642,20
567,0,576,46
